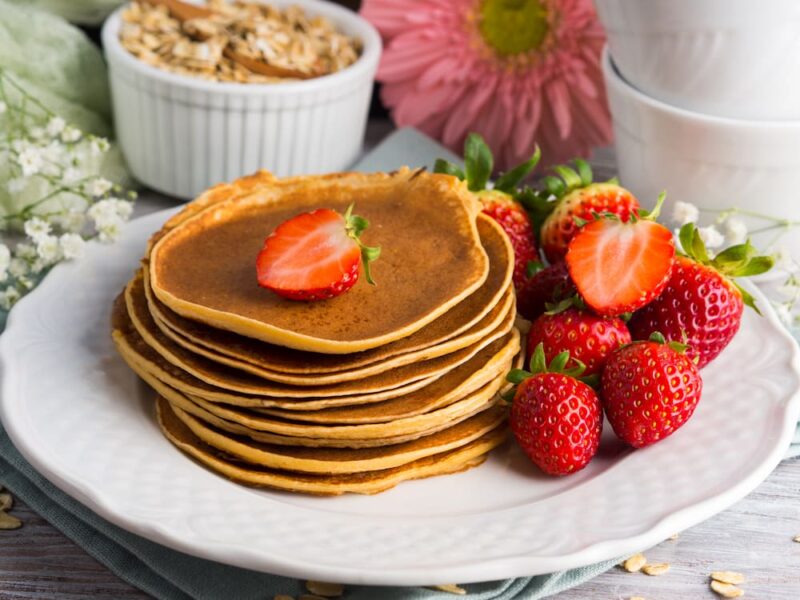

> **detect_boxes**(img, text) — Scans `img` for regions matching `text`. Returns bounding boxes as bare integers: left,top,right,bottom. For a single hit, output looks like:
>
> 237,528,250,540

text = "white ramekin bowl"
602,48,800,263
102,0,381,199
595,0,800,120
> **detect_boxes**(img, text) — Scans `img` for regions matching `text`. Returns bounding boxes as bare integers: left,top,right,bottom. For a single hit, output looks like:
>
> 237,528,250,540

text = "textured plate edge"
2,211,800,586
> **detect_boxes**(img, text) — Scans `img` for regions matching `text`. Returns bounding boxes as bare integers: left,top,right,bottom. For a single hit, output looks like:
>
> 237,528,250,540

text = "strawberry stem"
344,203,381,286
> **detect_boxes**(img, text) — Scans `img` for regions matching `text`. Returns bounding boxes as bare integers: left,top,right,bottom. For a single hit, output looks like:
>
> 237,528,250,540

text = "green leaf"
580,373,600,389
667,340,689,354
360,246,381,285
649,331,667,344
464,133,493,191
548,351,570,373
541,175,566,198
500,387,517,402
516,187,555,241
529,342,548,375
736,255,775,277
553,165,582,190
734,282,762,315
544,297,574,315
640,191,667,221
494,146,541,193
573,216,588,228
433,158,465,180
506,368,532,385
712,241,755,272
678,223,696,259
349,215,369,236
563,359,587,379
574,158,593,187
690,225,710,264
526,260,545,278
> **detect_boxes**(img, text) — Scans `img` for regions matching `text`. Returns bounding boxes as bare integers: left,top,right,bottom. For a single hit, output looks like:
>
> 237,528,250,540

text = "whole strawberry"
602,333,703,448
527,304,631,377
628,223,774,368
507,344,602,476
536,160,640,263
435,133,542,289
516,261,576,321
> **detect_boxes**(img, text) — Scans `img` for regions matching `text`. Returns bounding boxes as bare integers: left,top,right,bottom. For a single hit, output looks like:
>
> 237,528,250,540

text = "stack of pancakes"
112,169,522,495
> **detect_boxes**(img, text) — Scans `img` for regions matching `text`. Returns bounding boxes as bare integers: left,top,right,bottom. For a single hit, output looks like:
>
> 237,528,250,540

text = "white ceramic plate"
2,208,800,586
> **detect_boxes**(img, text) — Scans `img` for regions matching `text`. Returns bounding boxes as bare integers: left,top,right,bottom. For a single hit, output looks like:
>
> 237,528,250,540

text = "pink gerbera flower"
360,0,612,170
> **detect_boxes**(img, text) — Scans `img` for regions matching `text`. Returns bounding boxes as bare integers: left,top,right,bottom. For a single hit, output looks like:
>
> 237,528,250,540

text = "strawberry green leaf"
548,351,571,373
506,368,532,385
649,331,667,344
573,216,589,227
344,203,381,286
574,158,593,187
690,224,710,264
541,175,566,198
495,146,541,193
667,340,689,354
553,165,582,190
735,255,775,277
433,158,465,180
464,133,493,191
529,342,548,375
562,359,587,379
526,260,545,278
734,281,762,315
638,191,667,222
678,222,697,259
517,186,555,242
544,297,575,315
579,373,600,389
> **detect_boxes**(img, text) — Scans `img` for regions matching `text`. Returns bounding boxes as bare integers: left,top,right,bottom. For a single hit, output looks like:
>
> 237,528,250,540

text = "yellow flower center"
478,0,549,56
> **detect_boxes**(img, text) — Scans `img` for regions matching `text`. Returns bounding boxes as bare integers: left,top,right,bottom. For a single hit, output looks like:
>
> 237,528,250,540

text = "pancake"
157,398,507,495
143,215,514,375
259,334,519,424
165,397,507,474
148,169,489,353
123,280,514,397
139,361,508,447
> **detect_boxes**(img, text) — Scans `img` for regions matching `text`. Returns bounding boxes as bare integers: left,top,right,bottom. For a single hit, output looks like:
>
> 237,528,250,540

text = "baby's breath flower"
84,177,113,198
46,116,66,137
5,177,26,195
58,210,87,233
17,147,43,177
98,220,123,243
110,198,134,221
29,126,45,140
0,287,21,311
8,258,28,279
698,225,724,250
0,100,7,114
62,167,81,185
724,217,748,245
23,217,51,242
0,244,10,282
28,259,47,275
61,125,81,143
672,201,699,225
59,233,85,260
35,235,62,265
90,137,110,155
14,243,37,260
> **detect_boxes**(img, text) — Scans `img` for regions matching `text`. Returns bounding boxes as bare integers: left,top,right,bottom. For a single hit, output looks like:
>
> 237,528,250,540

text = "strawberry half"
628,222,774,367
533,160,640,263
435,133,542,289
256,204,380,301
565,195,675,316
507,343,602,476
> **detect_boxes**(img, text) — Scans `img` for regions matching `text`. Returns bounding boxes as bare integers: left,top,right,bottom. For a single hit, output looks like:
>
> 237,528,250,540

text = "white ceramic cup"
602,48,800,268
595,0,800,120
102,0,381,199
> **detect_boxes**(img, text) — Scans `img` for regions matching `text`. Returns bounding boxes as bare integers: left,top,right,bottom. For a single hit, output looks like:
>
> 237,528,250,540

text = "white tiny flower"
59,233,85,260
8,258,28,279
111,198,133,221
10,139,27,153
62,167,82,185
36,235,62,265
87,199,118,227
0,101,6,114
41,140,65,164
28,259,47,275
672,201,699,225
17,146,42,176
774,303,793,327
698,225,725,249
723,217,748,245
84,177,113,198
98,220,123,243
61,125,81,143
774,244,795,271
29,126,45,140
0,287,21,311
23,217,51,242
46,116,66,137
0,244,10,282
90,137,110,155
59,210,86,233
7,177,26,195
14,243,37,260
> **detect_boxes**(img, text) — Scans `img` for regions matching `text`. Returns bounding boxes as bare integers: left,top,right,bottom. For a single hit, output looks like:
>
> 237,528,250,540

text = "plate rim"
2,207,800,586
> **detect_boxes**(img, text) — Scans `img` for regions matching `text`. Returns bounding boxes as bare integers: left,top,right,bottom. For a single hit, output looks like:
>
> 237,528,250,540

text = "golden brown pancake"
123,280,514,397
148,169,489,353
157,397,507,495
165,397,507,474
143,215,514,375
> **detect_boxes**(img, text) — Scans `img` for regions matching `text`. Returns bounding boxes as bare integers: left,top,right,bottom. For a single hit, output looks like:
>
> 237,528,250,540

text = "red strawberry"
478,190,540,288
516,261,576,321
508,344,602,476
601,333,703,448
537,160,640,263
256,204,380,301
527,306,631,377
565,196,676,316
434,133,543,289
628,223,774,368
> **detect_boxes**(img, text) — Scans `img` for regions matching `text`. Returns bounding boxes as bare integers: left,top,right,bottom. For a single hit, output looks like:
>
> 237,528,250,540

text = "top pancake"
149,169,489,353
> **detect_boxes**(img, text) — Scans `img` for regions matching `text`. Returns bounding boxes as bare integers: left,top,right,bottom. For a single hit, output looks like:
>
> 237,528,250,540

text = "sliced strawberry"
256,205,380,301
566,211,675,316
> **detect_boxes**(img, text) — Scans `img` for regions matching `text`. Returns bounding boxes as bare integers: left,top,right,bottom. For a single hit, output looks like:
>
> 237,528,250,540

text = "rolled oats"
641,562,670,576
429,584,467,595
710,580,744,598
119,1,361,83
622,553,647,573
304,581,344,597
711,571,745,585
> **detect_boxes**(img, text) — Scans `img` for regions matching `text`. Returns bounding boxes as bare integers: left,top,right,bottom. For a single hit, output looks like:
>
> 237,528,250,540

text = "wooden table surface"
2,126,799,600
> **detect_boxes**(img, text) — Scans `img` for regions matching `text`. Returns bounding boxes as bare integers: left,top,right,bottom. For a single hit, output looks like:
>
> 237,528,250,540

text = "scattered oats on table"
119,0,361,83
641,562,670,576
621,553,647,573
304,581,344,597
711,571,746,585
710,580,744,598
429,583,467,595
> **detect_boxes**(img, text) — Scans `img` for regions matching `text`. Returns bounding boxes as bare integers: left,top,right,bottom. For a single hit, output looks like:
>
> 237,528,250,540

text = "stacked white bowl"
596,0,800,265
